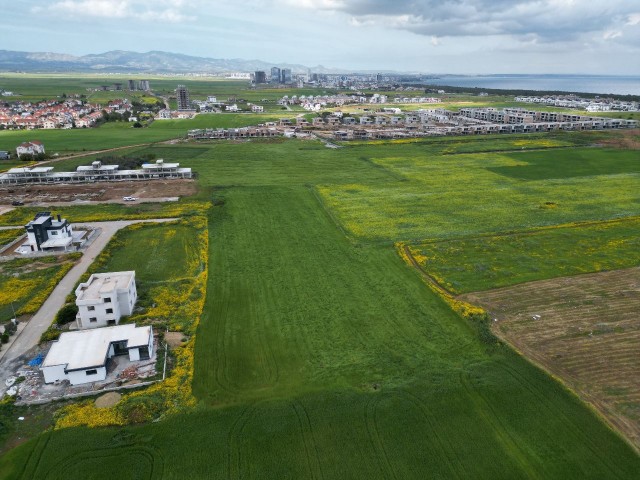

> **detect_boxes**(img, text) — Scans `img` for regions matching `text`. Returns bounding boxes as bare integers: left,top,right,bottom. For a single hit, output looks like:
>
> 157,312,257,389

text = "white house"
23,212,73,252
75,271,137,329
41,324,154,385
251,105,264,113
16,140,45,158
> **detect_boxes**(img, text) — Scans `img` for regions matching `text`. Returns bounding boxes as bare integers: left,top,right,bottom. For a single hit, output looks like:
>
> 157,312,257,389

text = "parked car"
11,201,24,206
122,196,138,201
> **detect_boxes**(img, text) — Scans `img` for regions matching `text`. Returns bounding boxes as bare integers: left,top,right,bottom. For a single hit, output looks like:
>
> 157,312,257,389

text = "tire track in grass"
364,394,397,480
291,401,325,480
17,431,51,480
42,446,159,480
459,371,538,479
399,390,466,479
497,360,629,479
227,405,257,480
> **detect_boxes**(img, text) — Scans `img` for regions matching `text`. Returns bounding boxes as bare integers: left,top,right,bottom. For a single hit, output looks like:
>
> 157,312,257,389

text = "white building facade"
75,271,137,329
41,324,153,385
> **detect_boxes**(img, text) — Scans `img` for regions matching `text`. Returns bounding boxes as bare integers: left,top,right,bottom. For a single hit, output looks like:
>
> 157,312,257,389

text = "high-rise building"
176,85,190,110
254,71,267,84
280,68,292,84
128,80,137,91
270,67,281,83
138,80,150,91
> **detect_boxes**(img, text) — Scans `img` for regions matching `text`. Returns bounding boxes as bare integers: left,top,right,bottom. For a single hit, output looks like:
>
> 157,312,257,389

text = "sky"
3,0,640,74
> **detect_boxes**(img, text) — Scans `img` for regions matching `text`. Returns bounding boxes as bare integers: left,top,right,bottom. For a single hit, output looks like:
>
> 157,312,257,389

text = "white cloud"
627,13,640,26
430,36,441,46
603,30,622,40
35,0,195,23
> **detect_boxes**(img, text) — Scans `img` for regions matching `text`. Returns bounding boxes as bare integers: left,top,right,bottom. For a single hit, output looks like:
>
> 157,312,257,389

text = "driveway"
0,218,175,379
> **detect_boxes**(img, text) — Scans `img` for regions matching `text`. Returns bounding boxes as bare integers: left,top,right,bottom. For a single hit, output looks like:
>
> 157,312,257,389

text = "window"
51,231,58,236
106,308,113,314
87,306,95,311
85,369,98,375
104,297,112,303
89,317,97,323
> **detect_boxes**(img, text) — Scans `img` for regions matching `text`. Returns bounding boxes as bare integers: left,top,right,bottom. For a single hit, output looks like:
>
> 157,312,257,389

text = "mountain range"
0,49,344,74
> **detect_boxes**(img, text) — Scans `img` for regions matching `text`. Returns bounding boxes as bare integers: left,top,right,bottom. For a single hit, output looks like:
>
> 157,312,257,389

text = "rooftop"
42,324,152,371
76,271,135,302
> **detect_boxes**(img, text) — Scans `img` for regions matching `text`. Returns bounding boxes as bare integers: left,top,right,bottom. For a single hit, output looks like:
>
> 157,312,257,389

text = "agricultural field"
460,267,640,450
0,255,78,323
405,216,640,293
317,143,640,242
0,114,639,478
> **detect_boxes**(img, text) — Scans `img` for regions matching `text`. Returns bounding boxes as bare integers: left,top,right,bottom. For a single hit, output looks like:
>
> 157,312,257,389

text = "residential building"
176,85,190,111
251,105,264,113
128,80,137,91
75,271,137,329
41,324,154,385
0,151,9,160
138,80,150,91
24,212,73,252
16,140,45,158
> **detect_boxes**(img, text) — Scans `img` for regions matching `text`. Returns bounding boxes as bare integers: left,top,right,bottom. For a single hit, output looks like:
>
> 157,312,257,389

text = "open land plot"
2,133,640,478
318,144,640,242
0,113,286,155
406,216,640,293
0,179,197,205
2,185,639,479
0,255,78,323
460,267,640,450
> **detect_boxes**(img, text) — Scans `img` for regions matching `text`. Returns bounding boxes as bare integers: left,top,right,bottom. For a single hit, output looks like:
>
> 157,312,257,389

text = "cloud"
275,0,640,44
35,0,195,23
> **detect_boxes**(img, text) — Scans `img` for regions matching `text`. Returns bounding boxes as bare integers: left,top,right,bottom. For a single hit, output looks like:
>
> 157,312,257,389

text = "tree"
133,121,143,128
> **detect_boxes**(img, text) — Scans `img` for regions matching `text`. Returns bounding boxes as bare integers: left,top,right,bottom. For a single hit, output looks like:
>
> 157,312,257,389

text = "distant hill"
0,49,343,74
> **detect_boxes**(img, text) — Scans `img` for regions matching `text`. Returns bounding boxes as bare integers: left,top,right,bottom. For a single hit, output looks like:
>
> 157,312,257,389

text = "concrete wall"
42,364,66,384
67,367,107,385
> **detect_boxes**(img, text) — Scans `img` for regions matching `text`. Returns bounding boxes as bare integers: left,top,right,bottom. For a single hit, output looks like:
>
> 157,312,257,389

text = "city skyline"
2,1,640,75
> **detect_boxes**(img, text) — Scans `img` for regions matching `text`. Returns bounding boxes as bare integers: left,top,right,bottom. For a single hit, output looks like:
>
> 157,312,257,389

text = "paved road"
0,218,175,368
0,207,14,216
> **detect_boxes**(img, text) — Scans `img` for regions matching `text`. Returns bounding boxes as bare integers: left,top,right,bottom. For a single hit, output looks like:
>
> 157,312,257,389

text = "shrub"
55,304,79,325
1,334,8,344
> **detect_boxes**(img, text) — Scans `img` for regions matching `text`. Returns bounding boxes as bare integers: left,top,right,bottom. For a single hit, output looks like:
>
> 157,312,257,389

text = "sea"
426,75,640,96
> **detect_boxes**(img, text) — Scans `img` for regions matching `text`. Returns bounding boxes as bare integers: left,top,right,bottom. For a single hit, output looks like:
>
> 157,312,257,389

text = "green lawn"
1,130,640,478
407,216,640,293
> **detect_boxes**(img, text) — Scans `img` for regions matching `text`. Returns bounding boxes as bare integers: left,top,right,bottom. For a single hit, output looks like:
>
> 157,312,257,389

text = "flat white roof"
76,165,119,172
76,271,135,302
42,324,152,371
40,237,73,248
7,167,54,174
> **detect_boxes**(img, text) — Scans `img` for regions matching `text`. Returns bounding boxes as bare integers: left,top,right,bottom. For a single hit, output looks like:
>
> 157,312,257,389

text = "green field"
407,216,640,293
318,144,640,242
0,255,77,322
1,122,640,478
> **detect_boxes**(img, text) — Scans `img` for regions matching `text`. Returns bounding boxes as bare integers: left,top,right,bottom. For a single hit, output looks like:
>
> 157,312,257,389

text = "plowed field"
461,267,640,450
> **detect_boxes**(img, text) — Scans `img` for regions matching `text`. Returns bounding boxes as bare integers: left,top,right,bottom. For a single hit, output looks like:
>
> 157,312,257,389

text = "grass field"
0,255,77,323
1,126,640,478
2,186,640,479
461,267,640,450
406,216,640,293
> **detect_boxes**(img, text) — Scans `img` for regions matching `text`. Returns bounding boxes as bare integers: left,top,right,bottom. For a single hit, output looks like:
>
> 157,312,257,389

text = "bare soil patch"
95,392,122,408
0,179,197,205
165,331,188,348
599,129,640,150
461,266,640,450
